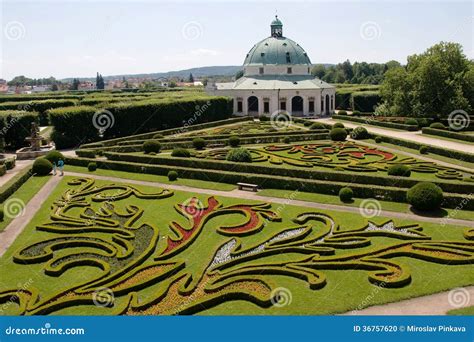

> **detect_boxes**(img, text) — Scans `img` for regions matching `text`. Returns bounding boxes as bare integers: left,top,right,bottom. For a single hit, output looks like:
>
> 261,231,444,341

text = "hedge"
422,127,474,143
80,116,249,148
65,156,474,210
0,110,39,148
375,135,474,163
332,115,419,131
49,96,233,148
0,99,79,125
350,91,381,113
102,152,474,195
0,166,32,204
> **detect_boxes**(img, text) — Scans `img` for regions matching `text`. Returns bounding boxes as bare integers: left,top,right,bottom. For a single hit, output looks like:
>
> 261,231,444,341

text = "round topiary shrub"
387,164,411,177
351,126,369,140
283,137,291,144
405,118,418,126
143,140,161,154
226,148,252,163
153,134,164,139
352,110,361,116
171,148,191,158
229,136,240,147
407,182,443,211
45,150,65,164
330,128,347,141
168,171,178,181
87,162,97,172
333,122,345,129
430,122,446,130
375,136,383,143
0,208,4,222
339,187,353,202
338,110,348,115
419,145,429,154
32,158,53,176
192,138,206,150
310,122,326,130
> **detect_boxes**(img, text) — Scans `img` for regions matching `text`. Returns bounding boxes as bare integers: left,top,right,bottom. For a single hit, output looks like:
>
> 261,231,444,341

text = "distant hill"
61,66,243,82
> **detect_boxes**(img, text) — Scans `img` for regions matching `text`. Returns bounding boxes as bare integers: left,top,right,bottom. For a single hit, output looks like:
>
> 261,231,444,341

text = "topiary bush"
143,140,161,154
352,110,361,116
167,170,178,181
0,165,6,177
430,122,446,130
228,136,240,147
32,158,53,176
45,150,65,164
226,148,252,163
338,110,347,115
405,118,418,126
387,164,411,177
87,162,97,172
407,182,443,211
171,148,191,158
339,187,353,202
375,136,383,143
192,138,206,150
283,137,291,144
333,122,345,129
330,128,347,141
351,126,369,140
310,122,326,130
419,145,429,154
153,134,164,139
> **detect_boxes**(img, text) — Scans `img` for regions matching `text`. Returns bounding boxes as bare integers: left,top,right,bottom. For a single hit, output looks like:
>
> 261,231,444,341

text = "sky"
0,0,472,80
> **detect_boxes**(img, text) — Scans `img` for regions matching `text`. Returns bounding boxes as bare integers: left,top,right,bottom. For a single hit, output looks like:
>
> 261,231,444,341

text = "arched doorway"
247,96,259,115
325,94,330,115
291,96,303,115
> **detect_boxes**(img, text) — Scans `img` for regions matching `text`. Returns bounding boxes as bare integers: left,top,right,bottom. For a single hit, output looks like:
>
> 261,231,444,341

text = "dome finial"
270,15,283,37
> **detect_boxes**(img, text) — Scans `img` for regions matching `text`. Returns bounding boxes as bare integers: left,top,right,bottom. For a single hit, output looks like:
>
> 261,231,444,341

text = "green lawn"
0,176,472,316
0,174,51,232
447,306,474,315
66,165,236,191
258,188,474,222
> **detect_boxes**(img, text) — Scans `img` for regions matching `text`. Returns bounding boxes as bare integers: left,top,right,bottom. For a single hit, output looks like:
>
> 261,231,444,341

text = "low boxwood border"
422,127,474,143
333,115,419,131
0,166,33,204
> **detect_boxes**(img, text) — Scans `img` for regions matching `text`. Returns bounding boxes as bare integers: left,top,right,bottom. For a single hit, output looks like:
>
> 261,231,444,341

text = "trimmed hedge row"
65,156,474,210
0,110,39,148
350,91,381,113
422,127,474,143
49,96,233,148
115,129,329,146
103,152,474,195
80,116,250,148
376,135,474,163
76,132,330,154
332,115,419,131
0,166,32,204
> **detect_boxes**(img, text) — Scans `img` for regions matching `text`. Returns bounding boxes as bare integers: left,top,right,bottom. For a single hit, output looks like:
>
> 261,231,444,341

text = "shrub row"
422,127,474,143
65,156,473,210
350,91,381,113
80,116,250,148
103,152,474,195
0,166,32,204
332,115,419,131
0,99,79,125
376,135,474,163
49,96,233,148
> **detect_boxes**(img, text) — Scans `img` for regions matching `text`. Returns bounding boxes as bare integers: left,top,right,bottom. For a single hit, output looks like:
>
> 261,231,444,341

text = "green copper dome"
243,16,311,66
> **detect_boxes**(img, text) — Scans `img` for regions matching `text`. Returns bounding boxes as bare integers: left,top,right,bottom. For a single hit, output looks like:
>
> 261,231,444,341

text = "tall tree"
70,78,80,90
188,73,194,83
96,72,105,90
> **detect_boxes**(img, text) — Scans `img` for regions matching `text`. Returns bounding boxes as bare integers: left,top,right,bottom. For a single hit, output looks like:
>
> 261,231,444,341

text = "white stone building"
206,16,335,117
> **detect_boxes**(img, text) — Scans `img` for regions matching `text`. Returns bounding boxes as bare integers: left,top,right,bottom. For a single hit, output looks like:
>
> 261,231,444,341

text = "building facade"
206,16,335,117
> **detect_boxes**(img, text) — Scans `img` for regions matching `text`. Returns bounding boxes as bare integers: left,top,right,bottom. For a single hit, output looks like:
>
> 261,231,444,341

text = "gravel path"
345,286,474,315
316,118,473,154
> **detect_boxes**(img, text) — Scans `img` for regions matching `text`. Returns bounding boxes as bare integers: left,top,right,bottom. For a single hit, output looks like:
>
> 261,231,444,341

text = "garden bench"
237,182,259,192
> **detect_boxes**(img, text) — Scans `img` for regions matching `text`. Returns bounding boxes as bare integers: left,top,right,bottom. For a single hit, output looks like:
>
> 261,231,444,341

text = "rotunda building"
207,16,335,117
